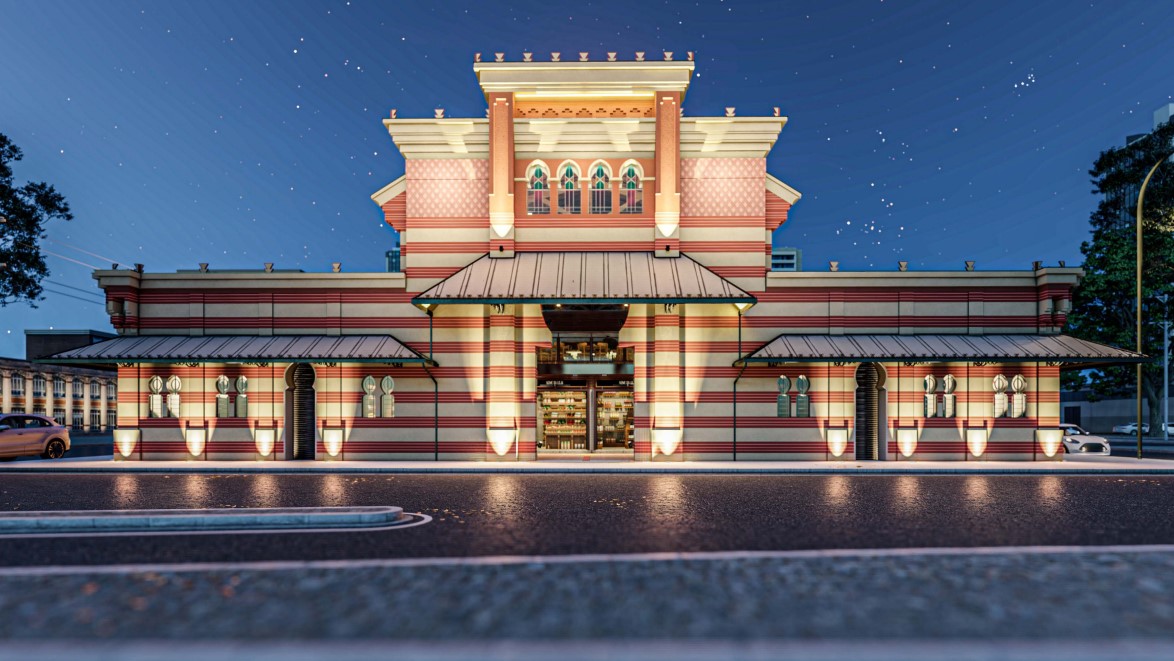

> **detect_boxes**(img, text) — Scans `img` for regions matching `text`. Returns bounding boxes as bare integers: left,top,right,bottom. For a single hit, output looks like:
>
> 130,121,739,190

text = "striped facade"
90,54,1096,462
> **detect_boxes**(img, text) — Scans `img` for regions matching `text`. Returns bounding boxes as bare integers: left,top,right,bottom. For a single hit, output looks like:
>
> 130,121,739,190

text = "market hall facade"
50,52,1142,462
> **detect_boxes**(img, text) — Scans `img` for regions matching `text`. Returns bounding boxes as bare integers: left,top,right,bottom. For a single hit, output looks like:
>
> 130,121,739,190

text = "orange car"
0,414,71,460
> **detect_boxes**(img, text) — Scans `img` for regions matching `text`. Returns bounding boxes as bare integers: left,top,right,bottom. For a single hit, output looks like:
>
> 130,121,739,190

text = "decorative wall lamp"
966,427,988,459
486,427,519,458
896,427,918,459
826,427,849,458
1036,428,1063,459
652,426,682,457
113,429,140,460
254,427,276,460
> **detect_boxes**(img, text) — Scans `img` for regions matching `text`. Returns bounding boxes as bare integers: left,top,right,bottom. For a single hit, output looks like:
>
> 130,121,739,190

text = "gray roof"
412,252,755,305
41,335,433,365
737,334,1146,367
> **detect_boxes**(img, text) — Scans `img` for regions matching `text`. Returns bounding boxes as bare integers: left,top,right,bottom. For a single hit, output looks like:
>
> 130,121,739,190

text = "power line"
44,250,100,270
41,287,104,306
45,238,124,266
46,279,103,298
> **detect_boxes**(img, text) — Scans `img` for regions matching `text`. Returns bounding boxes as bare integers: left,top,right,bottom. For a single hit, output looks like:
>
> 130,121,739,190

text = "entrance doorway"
537,378,634,455
854,363,887,460
285,363,316,460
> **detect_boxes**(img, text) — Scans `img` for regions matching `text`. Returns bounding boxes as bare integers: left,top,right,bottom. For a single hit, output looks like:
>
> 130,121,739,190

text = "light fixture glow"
491,223,513,238
652,427,682,456
323,428,344,458
733,302,754,313
486,427,518,456
1036,428,1063,458
254,428,276,458
185,428,206,457
966,428,988,458
896,428,918,458
114,429,139,459
656,222,678,237
826,428,849,457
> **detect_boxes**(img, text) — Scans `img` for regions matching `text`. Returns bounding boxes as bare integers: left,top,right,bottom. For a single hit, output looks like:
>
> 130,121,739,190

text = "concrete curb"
3,456,1174,475
0,506,407,534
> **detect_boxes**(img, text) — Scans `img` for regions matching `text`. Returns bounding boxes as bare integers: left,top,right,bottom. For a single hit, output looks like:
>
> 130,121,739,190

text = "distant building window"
589,161,612,214
53,408,66,425
72,410,85,430
385,248,401,273
108,384,117,401
34,405,47,416
91,381,100,400
73,379,84,399
771,248,802,272
10,375,23,396
107,407,117,428
53,377,66,399
526,161,551,215
557,161,581,214
33,376,46,398
90,409,102,429
619,161,643,214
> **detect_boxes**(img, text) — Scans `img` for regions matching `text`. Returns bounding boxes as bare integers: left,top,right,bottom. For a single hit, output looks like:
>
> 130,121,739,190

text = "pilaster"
488,92,516,257
653,91,681,256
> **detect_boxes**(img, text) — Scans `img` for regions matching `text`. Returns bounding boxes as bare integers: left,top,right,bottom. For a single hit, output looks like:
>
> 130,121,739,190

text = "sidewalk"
3,454,1174,474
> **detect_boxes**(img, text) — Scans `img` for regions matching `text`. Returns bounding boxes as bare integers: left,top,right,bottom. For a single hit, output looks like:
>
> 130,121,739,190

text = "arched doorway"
854,363,887,460
285,364,316,460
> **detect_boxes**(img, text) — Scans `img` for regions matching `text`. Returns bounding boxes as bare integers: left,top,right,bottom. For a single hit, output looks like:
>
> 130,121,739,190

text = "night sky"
1,0,1172,358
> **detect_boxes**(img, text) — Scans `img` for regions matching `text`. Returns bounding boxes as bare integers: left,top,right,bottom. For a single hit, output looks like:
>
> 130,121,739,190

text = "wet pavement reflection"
0,473,1172,567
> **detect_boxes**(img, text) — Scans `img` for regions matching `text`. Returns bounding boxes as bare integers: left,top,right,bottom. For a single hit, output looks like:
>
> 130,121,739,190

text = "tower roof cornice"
473,60,695,101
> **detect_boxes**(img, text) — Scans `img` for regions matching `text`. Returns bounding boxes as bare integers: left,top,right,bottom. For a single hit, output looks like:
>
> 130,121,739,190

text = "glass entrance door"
595,390,633,450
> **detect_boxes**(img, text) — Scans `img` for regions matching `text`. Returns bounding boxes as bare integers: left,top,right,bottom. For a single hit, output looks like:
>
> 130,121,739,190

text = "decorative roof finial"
474,52,482,63
965,260,975,271
550,52,560,62
773,106,780,117
494,52,504,62
725,107,736,117
607,52,617,62
687,51,694,61
635,51,645,61
829,261,840,272
663,51,673,61
389,108,397,119
332,262,342,273
523,52,532,62
434,108,445,119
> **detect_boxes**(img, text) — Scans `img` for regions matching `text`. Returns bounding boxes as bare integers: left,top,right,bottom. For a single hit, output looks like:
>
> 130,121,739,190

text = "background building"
770,247,802,272
2,330,117,431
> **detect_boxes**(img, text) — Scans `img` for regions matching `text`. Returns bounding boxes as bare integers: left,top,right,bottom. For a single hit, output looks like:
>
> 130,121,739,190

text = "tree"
0,132,73,306
1065,119,1174,432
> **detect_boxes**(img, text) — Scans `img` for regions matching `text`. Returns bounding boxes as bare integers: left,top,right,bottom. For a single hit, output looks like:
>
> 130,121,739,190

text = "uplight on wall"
1036,428,1063,458
254,428,276,459
323,428,344,459
113,429,140,460
652,426,682,457
826,427,849,458
486,427,518,457
966,427,988,458
896,427,918,458
185,428,206,458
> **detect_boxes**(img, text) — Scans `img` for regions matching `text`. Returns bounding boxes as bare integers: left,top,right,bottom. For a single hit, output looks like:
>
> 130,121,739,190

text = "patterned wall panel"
405,159,489,219
681,158,766,218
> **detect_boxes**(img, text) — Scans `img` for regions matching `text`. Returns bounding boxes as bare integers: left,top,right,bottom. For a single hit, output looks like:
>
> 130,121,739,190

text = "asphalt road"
2,473,1174,567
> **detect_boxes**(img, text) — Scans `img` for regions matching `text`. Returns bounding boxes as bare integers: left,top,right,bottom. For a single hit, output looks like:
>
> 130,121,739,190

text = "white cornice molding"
766,173,802,204
383,118,489,159
370,175,406,207
474,61,695,98
680,117,788,158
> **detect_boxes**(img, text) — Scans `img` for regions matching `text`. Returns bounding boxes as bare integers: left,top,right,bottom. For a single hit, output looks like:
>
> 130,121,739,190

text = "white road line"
0,542,1171,577
0,512,432,540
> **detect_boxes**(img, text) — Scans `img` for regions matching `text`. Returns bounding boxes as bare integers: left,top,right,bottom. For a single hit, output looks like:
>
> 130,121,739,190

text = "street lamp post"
1136,153,1172,458
1160,293,1170,443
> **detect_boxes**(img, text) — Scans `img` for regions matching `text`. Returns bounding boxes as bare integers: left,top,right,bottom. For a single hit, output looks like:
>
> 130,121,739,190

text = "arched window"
526,161,551,215
72,379,83,399
557,161,581,214
589,161,612,214
619,161,643,214
53,376,66,398
10,374,23,396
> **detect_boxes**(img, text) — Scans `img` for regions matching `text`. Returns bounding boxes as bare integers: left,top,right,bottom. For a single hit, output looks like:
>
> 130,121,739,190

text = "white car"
1060,423,1111,455
1112,422,1150,435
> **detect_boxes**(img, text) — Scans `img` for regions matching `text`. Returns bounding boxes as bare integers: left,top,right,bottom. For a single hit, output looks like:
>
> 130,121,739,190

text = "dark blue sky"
1,0,1172,358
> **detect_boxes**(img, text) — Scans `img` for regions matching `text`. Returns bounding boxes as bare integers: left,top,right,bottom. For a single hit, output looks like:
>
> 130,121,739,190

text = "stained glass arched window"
619,161,643,214
589,161,612,214
526,161,550,215
557,161,581,214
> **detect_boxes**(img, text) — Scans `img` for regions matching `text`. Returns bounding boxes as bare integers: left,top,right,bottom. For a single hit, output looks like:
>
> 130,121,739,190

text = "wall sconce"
486,427,518,457
113,429,140,460
733,302,754,314
652,426,682,457
896,427,918,458
655,216,678,238
323,428,344,459
1036,428,1063,459
254,428,276,459
185,427,206,458
826,427,849,458
966,427,988,458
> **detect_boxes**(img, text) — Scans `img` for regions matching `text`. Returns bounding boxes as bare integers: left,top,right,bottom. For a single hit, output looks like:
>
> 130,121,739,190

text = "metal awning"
736,334,1147,368
38,335,435,365
412,252,755,305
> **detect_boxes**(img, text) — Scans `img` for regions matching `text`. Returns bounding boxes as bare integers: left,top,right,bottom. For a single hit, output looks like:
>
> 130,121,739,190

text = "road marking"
0,513,431,540
0,542,1171,577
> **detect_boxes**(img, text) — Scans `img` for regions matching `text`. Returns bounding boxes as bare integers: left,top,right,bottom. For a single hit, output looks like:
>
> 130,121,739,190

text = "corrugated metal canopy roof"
412,252,755,305
39,335,434,365
737,334,1146,367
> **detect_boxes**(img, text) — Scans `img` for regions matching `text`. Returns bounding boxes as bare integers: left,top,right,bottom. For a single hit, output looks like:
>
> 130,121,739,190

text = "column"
99,380,109,431
650,303,684,460
23,372,33,413
82,378,93,432
63,376,74,431
487,91,516,257
653,91,681,257
485,304,519,459
1,369,10,414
